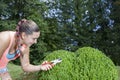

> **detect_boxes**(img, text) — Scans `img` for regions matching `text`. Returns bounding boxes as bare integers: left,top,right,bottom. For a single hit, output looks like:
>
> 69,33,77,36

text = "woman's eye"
33,38,37,40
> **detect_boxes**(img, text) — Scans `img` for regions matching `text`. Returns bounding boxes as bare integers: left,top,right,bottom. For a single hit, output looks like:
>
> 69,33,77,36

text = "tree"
1,0,120,65
43,0,120,65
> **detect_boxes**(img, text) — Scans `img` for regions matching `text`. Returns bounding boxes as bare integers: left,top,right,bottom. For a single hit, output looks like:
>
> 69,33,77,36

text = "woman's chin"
29,44,33,47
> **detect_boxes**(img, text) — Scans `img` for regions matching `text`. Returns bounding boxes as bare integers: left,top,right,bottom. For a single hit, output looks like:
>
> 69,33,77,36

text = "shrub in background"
74,47,118,80
38,50,75,80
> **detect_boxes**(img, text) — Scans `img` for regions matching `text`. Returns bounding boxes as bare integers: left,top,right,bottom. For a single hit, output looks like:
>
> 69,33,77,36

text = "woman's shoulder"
0,31,15,36
0,31,15,40
0,31,15,34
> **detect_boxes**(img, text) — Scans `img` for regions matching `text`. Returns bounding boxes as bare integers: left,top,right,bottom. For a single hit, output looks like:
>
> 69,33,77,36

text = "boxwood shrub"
38,47,118,80
74,47,118,80
38,50,75,80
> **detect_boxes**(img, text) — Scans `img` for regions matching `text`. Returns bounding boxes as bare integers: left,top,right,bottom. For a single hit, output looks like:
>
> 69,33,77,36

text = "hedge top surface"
75,47,118,80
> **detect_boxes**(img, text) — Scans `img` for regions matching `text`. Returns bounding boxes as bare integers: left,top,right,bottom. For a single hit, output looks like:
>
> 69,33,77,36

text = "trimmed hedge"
38,50,75,80
74,47,118,80
38,47,118,80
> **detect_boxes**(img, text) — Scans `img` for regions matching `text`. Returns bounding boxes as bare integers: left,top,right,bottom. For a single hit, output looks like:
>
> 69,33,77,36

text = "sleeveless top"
0,31,26,69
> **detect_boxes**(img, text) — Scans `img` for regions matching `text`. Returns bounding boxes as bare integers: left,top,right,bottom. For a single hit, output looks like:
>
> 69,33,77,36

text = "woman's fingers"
40,61,53,71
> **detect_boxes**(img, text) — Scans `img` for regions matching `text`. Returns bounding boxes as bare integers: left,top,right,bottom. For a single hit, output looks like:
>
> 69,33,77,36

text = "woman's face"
22,32,40,47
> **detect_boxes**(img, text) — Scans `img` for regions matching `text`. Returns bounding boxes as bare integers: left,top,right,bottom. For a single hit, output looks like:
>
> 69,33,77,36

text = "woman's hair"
16,19,39,35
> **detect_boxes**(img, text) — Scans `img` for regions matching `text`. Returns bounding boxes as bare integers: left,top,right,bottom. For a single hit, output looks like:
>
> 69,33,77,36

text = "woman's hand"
40,61,53,71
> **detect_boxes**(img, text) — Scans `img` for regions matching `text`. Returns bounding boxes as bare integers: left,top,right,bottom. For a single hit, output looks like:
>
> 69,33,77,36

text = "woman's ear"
21,32,26,39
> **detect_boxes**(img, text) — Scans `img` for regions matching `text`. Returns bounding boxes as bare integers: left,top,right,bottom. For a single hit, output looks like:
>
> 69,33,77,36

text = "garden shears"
50,58,62,65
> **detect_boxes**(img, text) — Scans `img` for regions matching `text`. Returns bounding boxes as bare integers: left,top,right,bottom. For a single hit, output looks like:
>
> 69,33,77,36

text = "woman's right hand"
40,61,53,71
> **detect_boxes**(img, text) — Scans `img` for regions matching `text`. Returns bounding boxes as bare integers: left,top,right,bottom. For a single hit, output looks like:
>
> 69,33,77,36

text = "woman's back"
0,31,11,59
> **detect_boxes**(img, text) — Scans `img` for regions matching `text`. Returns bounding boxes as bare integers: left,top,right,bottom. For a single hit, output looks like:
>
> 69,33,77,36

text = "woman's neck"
15,32,22,47
15,32,27,48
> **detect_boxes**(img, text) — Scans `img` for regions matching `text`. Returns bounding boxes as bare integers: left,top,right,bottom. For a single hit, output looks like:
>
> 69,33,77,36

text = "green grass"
116,66,120,80
7,63,23,80
8,63,39,80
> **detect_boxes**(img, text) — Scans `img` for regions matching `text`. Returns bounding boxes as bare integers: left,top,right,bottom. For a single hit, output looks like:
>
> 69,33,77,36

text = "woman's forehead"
29,32,40,38
33,32,40,37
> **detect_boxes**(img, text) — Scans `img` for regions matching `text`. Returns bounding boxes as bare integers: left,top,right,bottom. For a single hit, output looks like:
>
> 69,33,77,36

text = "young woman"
0,19,53,80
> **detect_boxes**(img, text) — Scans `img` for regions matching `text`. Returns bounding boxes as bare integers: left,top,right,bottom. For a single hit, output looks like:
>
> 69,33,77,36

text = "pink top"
0,31,26,69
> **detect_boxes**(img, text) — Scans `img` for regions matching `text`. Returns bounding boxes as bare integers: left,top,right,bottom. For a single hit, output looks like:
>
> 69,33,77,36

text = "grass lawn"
116,66,120,80
7,63,23,80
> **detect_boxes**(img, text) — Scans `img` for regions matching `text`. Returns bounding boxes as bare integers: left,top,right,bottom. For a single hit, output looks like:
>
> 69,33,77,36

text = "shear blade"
51,58,62,65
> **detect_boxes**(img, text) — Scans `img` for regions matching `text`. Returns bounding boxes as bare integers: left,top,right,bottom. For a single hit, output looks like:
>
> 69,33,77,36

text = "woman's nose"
34,39,37,43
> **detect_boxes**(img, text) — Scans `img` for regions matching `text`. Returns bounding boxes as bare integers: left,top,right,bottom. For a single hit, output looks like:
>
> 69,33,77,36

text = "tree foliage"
43,0,120,65
0,0,120,65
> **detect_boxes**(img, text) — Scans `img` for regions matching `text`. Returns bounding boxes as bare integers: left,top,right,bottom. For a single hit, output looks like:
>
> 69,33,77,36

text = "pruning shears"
50,58,62,65
42,58,62,66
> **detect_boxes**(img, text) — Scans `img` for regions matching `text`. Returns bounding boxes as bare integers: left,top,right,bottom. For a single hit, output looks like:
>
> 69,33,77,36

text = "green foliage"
74,47,118,80
38,47,118,80
38,50,75,80
0,0,120,66
0,20,16,31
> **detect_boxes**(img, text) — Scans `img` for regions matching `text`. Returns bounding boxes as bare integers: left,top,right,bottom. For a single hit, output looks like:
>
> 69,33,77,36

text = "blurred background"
0,0,120,66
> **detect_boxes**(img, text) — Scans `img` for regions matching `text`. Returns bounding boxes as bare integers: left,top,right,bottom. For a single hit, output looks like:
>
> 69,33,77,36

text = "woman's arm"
20,47,52,72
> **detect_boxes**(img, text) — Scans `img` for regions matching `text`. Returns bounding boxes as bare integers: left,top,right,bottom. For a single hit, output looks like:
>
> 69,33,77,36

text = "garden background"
0,0,120,80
